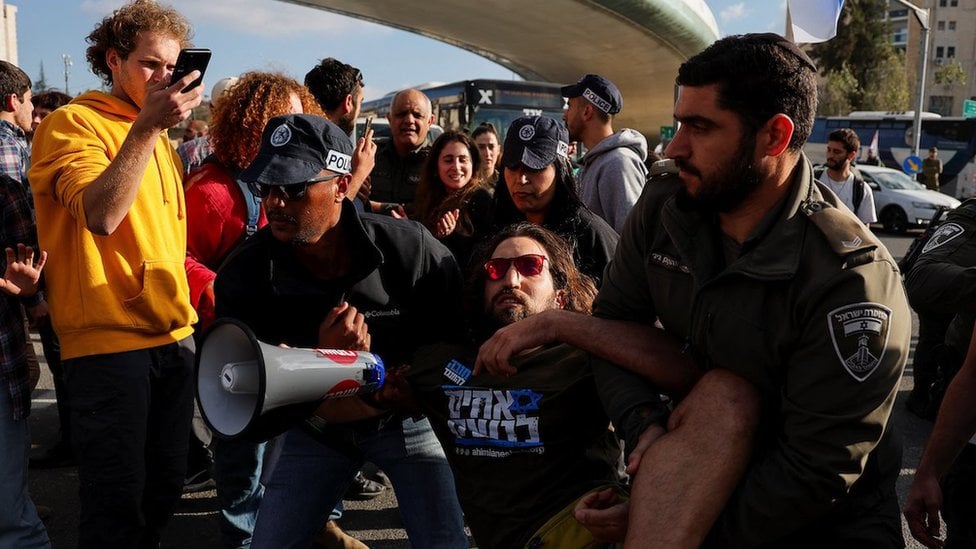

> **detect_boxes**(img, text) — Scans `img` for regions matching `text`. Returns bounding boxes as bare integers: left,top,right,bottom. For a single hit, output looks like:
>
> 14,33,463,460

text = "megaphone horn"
196,318,385,441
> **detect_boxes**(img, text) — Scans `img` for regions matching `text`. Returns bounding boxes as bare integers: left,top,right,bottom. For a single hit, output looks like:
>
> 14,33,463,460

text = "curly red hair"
209,71,324,172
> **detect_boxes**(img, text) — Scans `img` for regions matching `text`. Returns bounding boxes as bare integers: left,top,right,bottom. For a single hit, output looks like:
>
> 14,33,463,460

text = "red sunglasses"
484,254,547,281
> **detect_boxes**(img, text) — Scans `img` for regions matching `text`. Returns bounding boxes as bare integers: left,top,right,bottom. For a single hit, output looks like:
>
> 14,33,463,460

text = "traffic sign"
903,155,923,175
659,125,675,141
964,99,976,119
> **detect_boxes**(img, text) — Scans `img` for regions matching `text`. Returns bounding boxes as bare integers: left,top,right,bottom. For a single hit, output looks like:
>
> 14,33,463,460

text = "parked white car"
856,165,961,233
816,164,961,233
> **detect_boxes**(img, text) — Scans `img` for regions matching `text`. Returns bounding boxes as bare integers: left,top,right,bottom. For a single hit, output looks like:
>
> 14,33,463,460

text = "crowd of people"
3,0,976,548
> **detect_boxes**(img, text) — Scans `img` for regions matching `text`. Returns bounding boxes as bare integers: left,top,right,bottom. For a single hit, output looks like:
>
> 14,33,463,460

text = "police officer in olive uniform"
904,199,976,548
475,33,911,547
596,158,909,547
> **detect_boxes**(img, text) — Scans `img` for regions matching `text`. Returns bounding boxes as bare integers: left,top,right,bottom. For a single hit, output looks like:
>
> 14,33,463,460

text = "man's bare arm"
905,325,976,547
474,308,699,394
83,71,203,235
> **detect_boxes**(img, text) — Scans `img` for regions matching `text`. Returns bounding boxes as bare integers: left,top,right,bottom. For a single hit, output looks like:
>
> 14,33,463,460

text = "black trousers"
38,321,69,443
65,337,195,549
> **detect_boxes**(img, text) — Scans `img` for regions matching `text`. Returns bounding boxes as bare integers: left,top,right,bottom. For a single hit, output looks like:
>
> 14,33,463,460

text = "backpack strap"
851,169,866,213
234,177,261,237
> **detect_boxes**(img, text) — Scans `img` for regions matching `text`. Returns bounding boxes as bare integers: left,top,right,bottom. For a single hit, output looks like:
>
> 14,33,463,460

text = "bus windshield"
468,106,566,140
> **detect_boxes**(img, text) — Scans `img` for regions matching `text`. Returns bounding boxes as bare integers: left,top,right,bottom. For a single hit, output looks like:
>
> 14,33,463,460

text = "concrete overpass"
280,0,720,138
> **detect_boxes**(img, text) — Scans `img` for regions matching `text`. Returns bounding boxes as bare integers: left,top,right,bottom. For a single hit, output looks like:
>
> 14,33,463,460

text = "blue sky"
16,0,788,102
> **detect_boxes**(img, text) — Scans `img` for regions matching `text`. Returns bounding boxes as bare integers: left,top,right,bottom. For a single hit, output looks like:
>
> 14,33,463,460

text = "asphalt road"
27,229,935,548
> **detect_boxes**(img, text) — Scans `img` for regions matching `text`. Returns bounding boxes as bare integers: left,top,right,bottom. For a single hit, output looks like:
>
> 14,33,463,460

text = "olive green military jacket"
906,198,976,353
594,157,911,545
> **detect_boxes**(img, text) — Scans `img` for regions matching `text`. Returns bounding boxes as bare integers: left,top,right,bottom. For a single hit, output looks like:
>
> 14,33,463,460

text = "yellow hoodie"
29,91,196,360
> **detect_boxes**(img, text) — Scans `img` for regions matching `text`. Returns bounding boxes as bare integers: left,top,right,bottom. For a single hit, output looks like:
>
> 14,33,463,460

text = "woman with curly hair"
412,130,494,268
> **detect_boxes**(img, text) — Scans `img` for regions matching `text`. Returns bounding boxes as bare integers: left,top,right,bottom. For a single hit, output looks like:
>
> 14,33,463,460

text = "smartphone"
170,48,211,93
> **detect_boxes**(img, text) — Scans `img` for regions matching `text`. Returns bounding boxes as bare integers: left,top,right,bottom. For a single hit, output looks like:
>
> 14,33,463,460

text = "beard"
825,156,844,171
676,133,763,213
267,209,320,246
487,288,529,328
565,116,582,143
492,306,527,328
337,111,355,135
482,286,552,333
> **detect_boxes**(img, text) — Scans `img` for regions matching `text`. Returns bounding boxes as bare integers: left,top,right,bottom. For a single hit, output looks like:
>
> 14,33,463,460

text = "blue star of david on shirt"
508,389,543,413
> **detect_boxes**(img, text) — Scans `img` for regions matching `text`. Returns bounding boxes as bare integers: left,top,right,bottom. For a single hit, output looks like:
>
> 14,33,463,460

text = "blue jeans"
251,416,466,548
65,338,195,548
212,436,344,548
0,386,50,548
213,438,266,549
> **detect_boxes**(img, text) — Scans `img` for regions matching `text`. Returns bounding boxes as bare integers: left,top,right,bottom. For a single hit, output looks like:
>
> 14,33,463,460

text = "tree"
809,0,910,114
819,65,858,116
934,59,967,89
861,49,910,111
33,61,50,94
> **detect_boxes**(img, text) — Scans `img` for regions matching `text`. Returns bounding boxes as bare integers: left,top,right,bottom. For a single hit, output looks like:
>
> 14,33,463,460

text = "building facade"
0,1,17,65
887,0,975,116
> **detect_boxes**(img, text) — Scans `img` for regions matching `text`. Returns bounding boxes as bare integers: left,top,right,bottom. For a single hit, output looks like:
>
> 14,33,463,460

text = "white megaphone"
196,318,385,441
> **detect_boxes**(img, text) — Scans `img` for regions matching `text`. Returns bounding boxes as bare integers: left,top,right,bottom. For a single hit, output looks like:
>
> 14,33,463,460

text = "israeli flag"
788,0,845,43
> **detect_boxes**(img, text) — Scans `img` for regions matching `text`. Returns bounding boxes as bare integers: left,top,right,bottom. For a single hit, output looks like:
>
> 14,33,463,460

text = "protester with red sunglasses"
317,222,665,549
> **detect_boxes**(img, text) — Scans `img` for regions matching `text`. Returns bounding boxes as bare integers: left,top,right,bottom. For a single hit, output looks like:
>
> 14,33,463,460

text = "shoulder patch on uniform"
921,222,965,254
804,202,880,257
827,303,892,382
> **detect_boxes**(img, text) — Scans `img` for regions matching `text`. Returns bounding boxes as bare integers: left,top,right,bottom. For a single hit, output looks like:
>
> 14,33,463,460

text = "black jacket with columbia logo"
215,198,464,367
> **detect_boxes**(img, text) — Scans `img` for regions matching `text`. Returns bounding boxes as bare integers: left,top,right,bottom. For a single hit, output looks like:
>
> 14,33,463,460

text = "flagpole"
892,0,930,157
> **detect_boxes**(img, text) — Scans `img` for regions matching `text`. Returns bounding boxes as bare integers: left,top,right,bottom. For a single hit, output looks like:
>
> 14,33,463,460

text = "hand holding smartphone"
170,48,211,93
362,116,373,141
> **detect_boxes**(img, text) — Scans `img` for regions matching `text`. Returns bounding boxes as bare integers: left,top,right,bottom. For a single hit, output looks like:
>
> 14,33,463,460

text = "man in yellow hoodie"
28,1,204,547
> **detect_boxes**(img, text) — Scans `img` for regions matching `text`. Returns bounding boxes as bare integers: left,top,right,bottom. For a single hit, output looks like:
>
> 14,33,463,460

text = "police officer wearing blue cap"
491,115,618,286
562,74,648,233
216,114,467,548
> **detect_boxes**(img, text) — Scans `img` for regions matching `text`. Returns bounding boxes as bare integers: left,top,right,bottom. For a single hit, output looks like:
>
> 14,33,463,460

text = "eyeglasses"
484,254,547,281
248,173,343,200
